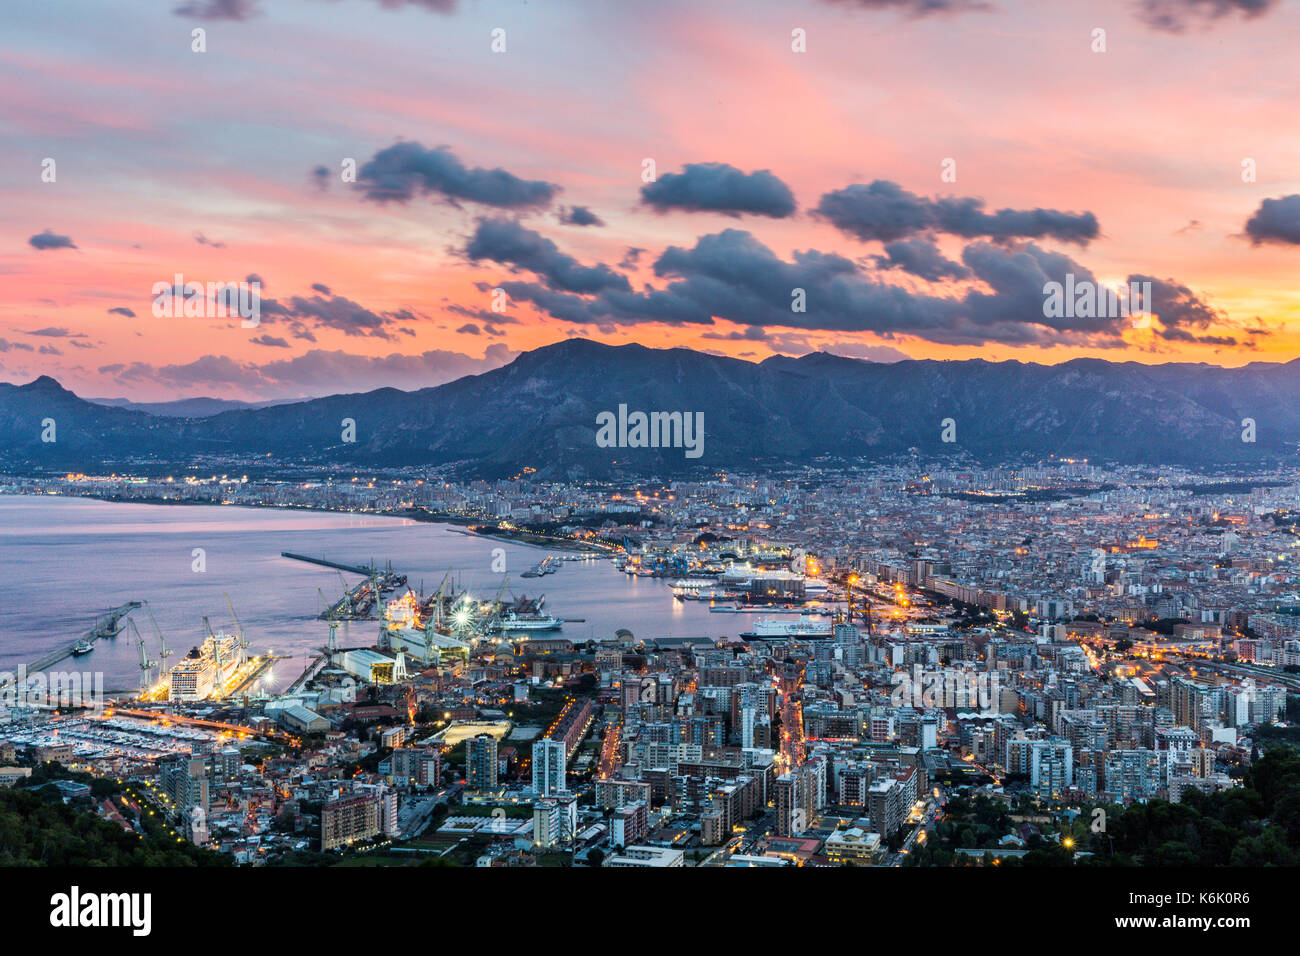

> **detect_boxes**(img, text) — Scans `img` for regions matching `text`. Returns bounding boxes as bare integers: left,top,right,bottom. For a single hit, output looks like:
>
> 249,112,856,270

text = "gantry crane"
132,619,156,696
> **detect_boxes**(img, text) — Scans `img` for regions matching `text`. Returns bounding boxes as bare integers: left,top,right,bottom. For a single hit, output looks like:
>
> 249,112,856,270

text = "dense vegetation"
909,747,1300,867
0,785,230,867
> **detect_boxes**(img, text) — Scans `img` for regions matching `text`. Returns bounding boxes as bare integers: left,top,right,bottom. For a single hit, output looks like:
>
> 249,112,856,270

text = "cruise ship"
169,633,245,702
741,614,834,640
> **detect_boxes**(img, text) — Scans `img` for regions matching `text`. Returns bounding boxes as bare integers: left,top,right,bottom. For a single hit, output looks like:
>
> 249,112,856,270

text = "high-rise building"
612,801,649,848
160,754,209,816
321,792,381,850
466,734,499,791
1027,738,1073,801
532,738,566,797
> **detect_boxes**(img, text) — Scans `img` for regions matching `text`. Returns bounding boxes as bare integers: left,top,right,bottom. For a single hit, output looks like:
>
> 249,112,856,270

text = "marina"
521,555,563,578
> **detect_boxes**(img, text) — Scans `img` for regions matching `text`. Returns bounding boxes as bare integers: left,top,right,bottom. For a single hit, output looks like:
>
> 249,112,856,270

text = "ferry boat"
71,639,95,656
741,613,834,640
169,633,245,701
488,610,563,632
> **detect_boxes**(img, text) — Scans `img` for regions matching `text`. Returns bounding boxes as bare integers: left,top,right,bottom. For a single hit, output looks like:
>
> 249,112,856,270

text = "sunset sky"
4,0,1300,401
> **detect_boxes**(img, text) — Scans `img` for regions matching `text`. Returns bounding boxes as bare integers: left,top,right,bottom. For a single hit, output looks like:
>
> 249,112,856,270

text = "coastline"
1,491,613,555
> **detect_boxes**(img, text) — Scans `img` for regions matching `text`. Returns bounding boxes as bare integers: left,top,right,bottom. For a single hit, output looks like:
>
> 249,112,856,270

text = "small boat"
72,639,95,656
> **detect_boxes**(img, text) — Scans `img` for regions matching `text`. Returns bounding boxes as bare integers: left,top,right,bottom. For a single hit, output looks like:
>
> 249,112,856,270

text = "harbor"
0,601,141,692
0,499,772,695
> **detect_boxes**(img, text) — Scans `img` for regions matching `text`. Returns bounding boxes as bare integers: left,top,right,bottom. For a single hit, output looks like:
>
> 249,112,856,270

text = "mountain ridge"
1,338,1297,477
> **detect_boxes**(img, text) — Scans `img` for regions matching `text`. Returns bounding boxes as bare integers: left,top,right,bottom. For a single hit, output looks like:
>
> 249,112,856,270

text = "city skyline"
5,0,1300,401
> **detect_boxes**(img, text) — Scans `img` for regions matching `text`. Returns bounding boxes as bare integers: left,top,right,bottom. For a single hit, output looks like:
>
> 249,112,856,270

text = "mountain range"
1,339,1296,478
86,396,292,417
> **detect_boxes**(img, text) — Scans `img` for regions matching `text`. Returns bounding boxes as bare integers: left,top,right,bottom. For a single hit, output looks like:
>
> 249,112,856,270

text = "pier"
224,654,291,698
281,552,382,576
281,552,407,620
0,602,141,687
287,652,329,695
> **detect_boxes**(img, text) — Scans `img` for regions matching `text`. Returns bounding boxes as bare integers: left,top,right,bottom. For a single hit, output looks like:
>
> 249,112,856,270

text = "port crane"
131,619,156,695
200,614,227,678
337,572,353,615
843,574,875,634
226,593,250,657
487,575,511,626
430,569,453,629
144,601,173,674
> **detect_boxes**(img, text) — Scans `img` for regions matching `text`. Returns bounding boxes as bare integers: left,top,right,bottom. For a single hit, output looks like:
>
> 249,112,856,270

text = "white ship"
169,633,245,702
743,613,834,639
488,610,563,632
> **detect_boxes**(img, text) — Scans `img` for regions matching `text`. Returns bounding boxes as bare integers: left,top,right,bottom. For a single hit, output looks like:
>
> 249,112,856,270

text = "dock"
287,652,329,695
281,552,380,576
0,602,141,688
225,654,290,697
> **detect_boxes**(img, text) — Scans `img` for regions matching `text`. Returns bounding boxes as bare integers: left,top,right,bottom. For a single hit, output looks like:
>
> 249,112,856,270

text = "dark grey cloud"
250,334,291,348
464,218,630,294
490,228,1156,348
873,238,971,281
1135,0,1277,32
1244,194,1300,245
261,293,396,339
1128,274,1222,331
701,325,771,342
820,0,990,14
959,242,1116,340
99,345,514,399
29,230,77,251
175,0,455,21
356,142,558,208
815,180,1098,244
108,307,137,318
254,286,427,341
194,232,227,248
1157,328,1239,346
0,339,35,352
559,205,605,227
931,196,1099,243
21,327,86,338
173,0,260,20
641,163,796,218
456,323,481,334
371,0,455,10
